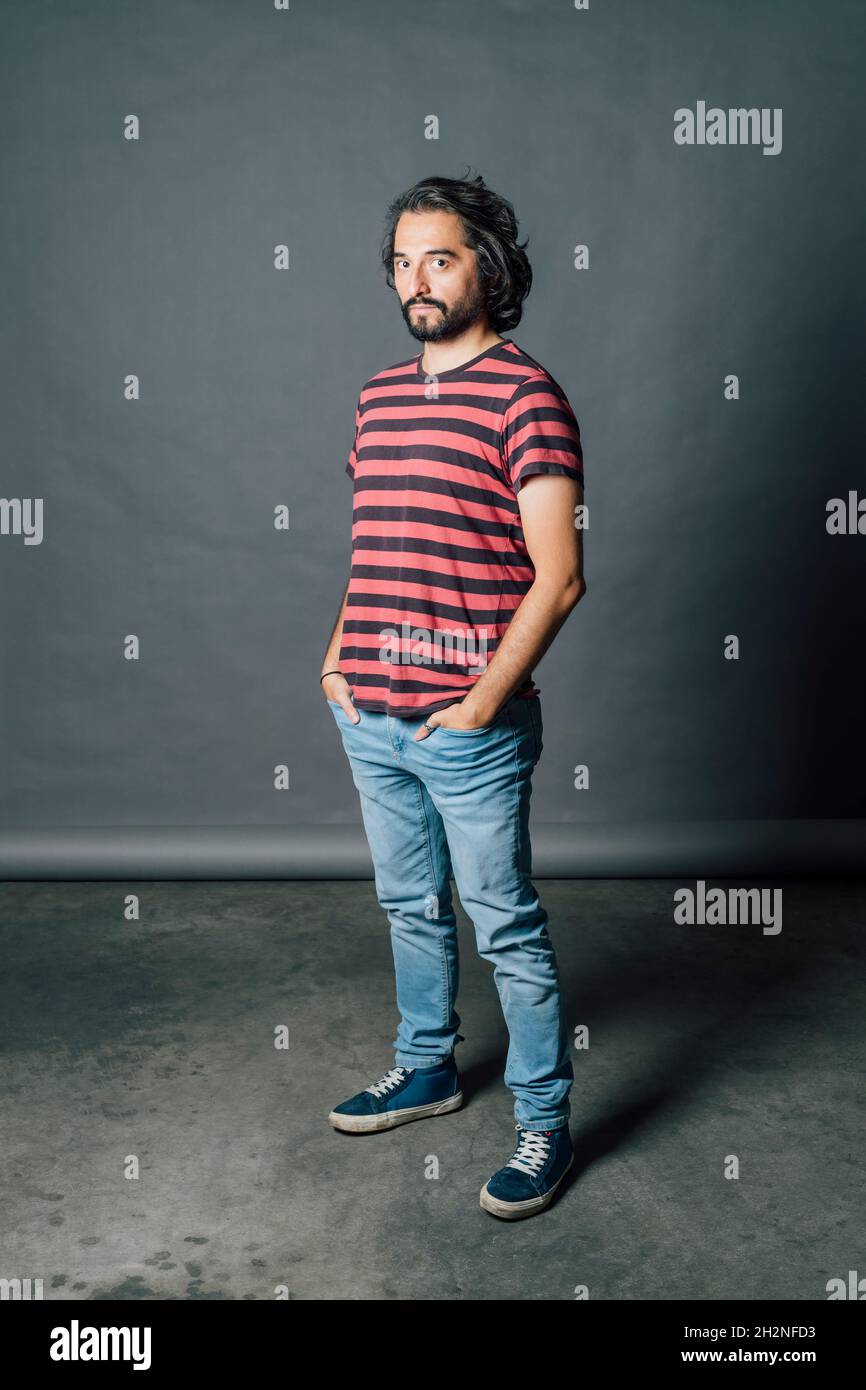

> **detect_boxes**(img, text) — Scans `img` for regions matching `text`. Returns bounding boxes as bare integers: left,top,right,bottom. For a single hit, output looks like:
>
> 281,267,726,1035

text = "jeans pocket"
327,699,352,720
435,721,497,736
527,699,543,763
433,695,526,736
434,706,506,735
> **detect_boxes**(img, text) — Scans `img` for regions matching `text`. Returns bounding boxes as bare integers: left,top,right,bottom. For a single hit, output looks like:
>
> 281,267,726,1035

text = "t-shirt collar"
416,337,511,380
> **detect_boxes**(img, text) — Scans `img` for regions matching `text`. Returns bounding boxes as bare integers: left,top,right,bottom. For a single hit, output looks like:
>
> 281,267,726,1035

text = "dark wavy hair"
380,170,533,334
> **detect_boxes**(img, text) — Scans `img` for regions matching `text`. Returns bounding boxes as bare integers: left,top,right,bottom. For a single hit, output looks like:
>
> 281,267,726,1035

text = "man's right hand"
321,672,361,723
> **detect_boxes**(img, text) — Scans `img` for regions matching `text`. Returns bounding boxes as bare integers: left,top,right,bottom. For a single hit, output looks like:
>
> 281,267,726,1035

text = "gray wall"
1,0,863,870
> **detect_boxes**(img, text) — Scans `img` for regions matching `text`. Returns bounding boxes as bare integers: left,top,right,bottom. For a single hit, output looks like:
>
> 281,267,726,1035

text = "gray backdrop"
1,0,864,875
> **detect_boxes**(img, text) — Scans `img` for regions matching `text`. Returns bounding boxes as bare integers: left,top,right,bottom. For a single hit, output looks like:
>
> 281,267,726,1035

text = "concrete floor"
0,877,863,1301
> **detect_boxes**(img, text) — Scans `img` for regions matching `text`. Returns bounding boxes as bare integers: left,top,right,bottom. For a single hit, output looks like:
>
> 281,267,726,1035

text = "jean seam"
412,777,452,1031
521,1117,570,1132
528,700,542,764
505,701,522,871
503,702,524,1093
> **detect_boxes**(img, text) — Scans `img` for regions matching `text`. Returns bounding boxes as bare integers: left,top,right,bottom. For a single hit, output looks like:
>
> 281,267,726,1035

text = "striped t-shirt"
339,337,584,717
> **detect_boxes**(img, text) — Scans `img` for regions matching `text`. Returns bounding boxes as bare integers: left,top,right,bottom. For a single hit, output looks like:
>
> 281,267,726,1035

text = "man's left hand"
413,700,494,741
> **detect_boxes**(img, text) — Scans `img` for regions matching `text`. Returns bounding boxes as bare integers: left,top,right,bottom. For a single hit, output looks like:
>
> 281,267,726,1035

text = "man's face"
392,209,488,343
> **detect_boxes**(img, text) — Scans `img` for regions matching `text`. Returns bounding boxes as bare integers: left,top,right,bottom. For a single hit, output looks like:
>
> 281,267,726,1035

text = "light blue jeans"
327,691,573,1131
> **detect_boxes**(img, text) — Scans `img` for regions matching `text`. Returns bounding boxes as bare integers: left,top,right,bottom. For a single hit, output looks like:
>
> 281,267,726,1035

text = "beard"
401,279,488,343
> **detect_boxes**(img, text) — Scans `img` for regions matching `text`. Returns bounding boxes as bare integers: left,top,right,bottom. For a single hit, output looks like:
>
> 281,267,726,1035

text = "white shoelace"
507,1125,552,1176
365,1066,410,1098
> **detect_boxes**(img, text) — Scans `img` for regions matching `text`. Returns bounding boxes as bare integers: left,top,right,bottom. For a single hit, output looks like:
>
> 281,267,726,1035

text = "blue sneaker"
480,1122,574,1219
328,1058,463,1133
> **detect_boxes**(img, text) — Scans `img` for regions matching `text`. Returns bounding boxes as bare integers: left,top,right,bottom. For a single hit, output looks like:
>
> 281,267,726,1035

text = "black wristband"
319,670,342,685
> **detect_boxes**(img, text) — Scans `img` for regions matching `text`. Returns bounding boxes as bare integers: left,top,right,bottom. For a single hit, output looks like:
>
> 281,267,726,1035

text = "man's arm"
419,474,585,733
320,578,350,682
320,579,360,718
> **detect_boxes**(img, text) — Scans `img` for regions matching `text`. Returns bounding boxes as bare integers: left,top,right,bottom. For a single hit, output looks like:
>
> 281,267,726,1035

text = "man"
320,173,586,1220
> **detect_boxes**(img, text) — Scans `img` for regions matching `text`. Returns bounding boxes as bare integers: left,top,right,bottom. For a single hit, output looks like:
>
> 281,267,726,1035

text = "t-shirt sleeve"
346,398,361,479
500,372,584,493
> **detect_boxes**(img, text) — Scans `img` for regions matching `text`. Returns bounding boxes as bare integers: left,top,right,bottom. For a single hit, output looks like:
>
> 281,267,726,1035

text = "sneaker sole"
328,1089,464,1133
479,1152,574,1220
